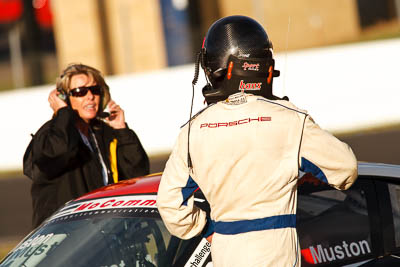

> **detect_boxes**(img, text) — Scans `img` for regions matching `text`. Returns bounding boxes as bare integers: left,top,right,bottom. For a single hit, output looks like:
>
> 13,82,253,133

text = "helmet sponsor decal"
184,238,211,267
200,116,271,128
238,80,262,91
223,92,247,105
242,62,260,71
301,240,371,265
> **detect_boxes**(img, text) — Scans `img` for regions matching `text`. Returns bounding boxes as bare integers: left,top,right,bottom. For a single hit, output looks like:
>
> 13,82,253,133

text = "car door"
297,174,379,266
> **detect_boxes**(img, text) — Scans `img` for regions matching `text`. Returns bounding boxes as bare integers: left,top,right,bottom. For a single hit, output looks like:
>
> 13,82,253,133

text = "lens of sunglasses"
69,86,101,97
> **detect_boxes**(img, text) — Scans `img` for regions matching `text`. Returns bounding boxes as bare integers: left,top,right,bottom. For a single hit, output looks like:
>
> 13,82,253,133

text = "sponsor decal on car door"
301,239,371,264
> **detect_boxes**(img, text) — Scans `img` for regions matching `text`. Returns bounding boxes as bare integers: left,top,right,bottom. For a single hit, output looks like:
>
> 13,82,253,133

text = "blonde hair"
56,63,110,112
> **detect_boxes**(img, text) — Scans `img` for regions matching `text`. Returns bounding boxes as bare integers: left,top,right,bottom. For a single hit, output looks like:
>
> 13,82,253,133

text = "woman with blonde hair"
24,63,149,228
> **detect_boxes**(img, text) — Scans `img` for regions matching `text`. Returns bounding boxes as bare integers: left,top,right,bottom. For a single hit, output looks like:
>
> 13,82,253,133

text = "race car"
1,162,400,266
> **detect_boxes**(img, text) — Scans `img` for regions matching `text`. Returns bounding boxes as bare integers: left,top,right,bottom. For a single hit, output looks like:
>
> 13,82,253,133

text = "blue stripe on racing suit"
213,214,296,235
181,176,199,206
300,157,328,183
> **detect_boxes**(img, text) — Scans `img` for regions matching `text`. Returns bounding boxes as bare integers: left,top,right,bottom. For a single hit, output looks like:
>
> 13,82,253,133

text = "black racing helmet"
200,15,280,104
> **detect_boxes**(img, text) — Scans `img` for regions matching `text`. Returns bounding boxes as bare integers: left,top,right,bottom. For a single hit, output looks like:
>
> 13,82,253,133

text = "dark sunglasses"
68,85,101,97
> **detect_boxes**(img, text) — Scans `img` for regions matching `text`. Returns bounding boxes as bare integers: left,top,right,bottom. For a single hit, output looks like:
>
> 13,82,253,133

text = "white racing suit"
157,94,358,267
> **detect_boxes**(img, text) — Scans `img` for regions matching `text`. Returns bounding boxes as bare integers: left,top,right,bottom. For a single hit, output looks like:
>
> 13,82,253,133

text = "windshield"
1,195,202,267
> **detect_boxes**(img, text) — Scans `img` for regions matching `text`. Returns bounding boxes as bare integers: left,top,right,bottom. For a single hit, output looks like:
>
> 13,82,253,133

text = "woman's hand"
103,100,126,129
49,89,68,114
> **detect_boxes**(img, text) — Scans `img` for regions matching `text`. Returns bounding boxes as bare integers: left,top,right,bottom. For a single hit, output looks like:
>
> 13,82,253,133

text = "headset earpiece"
56,87,69,103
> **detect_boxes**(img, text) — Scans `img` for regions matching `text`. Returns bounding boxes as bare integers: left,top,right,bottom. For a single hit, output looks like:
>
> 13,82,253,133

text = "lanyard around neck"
79,128,109,186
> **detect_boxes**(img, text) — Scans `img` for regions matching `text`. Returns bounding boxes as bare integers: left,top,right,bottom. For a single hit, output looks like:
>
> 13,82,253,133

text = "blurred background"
1,0,400,259
1,0,400,90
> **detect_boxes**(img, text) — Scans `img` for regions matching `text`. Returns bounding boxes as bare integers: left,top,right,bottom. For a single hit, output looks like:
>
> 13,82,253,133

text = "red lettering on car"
123,200,141,206
88,203,100,209
112,201,125,207
142,200,156,206
100,199,115,208
75,202,93,211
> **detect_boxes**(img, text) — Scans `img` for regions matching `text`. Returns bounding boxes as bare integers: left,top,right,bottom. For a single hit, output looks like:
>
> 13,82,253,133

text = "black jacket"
24,107,149,228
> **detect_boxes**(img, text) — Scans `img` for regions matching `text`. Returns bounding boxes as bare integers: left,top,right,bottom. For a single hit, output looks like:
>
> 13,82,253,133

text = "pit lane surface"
1,127,399,246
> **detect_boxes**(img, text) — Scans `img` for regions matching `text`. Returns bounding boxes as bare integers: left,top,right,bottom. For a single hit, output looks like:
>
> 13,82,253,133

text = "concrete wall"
217,0,360,51
103,0,167,74
50,0,361,75
52,0,107,72
51,0,167,74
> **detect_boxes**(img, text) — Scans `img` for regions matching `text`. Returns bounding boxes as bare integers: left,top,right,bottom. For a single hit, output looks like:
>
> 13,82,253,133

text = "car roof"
76,173,162,201
75,162,400,202
358,162,400,178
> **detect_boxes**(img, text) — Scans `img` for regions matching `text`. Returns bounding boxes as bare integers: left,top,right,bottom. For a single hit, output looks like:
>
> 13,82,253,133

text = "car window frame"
372,176,400,255
358,176,385,257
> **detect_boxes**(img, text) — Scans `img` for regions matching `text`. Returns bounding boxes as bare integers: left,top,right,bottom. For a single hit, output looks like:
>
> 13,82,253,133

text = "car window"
1,216,169,267
0,194,201,267
297,174,372,266
388,183,400,247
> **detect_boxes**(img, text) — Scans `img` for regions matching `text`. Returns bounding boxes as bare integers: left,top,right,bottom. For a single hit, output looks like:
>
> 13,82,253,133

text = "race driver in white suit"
157,15,358,267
